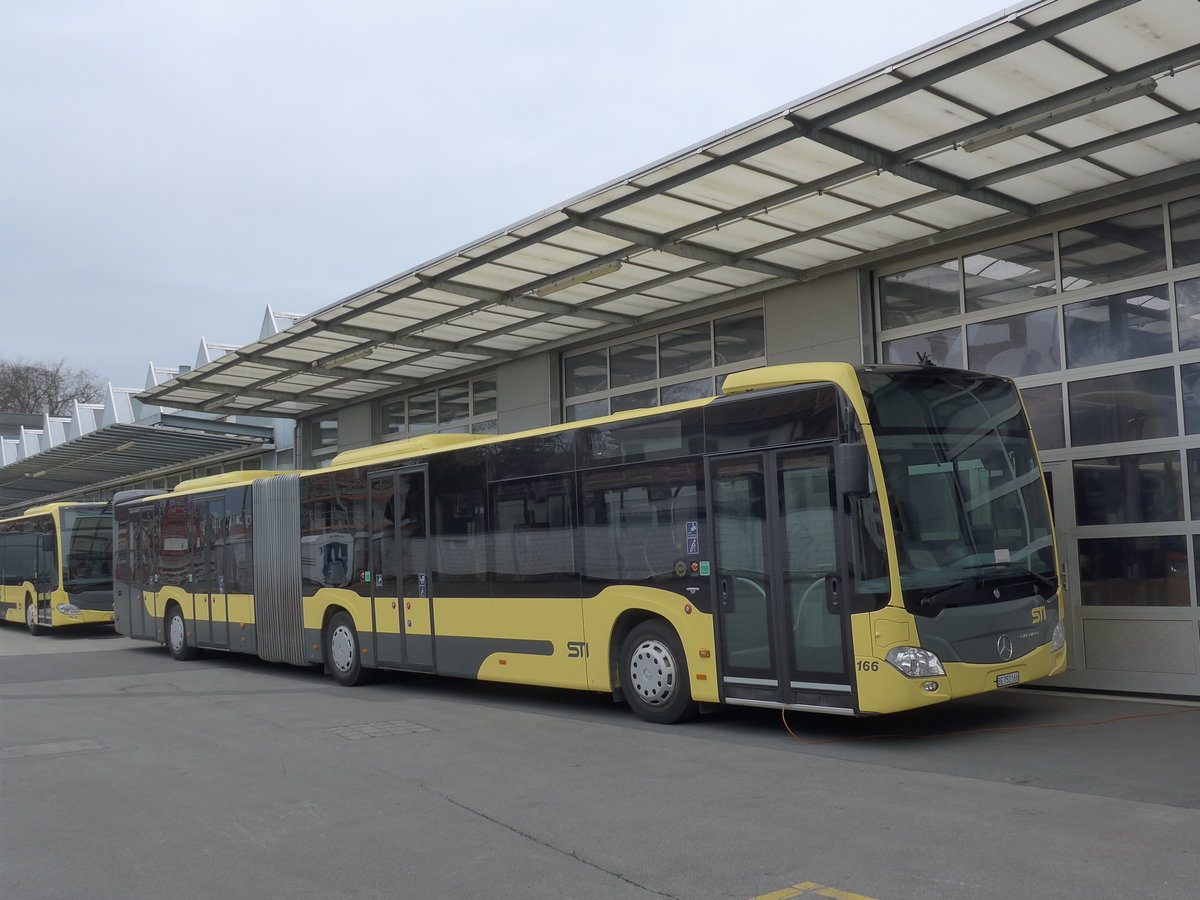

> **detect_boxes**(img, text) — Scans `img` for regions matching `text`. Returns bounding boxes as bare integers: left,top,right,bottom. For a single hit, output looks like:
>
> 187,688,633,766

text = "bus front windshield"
858,367,1056,615
61,507,113,594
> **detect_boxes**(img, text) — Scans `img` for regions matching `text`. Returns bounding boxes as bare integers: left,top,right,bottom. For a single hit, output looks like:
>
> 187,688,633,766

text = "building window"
879,259,961,328
302,418,340,467
963,235,1057,312
1170,196,1200,267
562,308,765,422
1064,285,1172,368
966,307,1060,377
375,375,498,442
1059,206,1166,291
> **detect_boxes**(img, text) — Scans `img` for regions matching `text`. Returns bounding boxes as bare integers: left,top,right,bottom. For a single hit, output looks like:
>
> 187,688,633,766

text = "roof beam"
239,351,415,385
786,119,1038,218
904,45,1200,161
565,215,808,280
415,275,636,324
316,321,517,360
807,0,1141,132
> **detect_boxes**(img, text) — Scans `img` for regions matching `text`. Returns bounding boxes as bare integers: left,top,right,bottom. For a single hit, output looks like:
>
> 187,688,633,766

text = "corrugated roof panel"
350,311,422,333
416,324,490,344
907,195,1017,230
696,117,797,157
758,192,871,231
366,296,462,320
786,73,906,123
689,218,800,254
622,154,719,190
762,238,864,269
506,322,591,343
937,46,1100,117
445,309,536,332
639,276,748,304
595,295,681,317
932,138,1056,183
542,228,634,257
890,17,1021,78
201,372,287,390
671,165,800,209
1066,0,1200,65
1033,95,1172,150
1108,123,1200,170
743,140,864,183
1152,66,1200,109
831,171,938,207
450,263,546,292
494,243,607,275
1009,159,1123,203
829,217,943,252
606,194,728,234
833,91,982,153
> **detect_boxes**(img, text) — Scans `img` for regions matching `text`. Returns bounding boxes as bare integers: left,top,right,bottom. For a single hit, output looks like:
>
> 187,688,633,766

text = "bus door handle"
824,573,842,614
719,576,734,612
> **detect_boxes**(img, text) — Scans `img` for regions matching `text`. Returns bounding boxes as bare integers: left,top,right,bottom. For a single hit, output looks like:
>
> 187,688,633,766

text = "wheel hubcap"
169,614,184,653
628,638,677,706
330,625,355,672
26,604,36,629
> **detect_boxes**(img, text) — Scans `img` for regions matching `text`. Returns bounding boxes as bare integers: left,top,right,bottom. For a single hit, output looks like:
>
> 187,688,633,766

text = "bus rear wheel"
165,605,199,661
620,621,697,725
326,611,371,687
25,598,43,636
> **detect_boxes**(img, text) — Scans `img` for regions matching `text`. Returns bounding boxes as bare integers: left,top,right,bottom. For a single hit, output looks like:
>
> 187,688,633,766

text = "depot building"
64,0,1200,699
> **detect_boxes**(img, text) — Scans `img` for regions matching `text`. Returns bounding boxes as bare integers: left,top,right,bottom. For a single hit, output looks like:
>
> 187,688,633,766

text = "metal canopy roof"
0,423,269,513
139,0,1200,419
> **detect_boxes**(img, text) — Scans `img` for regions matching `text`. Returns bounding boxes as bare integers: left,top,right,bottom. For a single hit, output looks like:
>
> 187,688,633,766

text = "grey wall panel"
764,271,862,365
498,353,556,432
251,473,306,665
337,401,374,451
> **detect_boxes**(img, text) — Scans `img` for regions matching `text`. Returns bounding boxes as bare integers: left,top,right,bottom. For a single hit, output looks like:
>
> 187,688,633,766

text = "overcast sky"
2,0,1012,392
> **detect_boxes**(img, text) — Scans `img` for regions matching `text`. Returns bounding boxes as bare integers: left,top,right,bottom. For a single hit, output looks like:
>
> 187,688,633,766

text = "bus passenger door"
124,508,153,639
709,446,853,712
191,496,227,647
369,468,434,671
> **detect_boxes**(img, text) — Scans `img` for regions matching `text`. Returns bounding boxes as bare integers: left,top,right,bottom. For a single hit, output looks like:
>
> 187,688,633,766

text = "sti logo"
566,641,589,658
1031,606,1047,624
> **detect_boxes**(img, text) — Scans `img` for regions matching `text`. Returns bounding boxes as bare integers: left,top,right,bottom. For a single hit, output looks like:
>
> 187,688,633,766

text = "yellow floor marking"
746,882,878,900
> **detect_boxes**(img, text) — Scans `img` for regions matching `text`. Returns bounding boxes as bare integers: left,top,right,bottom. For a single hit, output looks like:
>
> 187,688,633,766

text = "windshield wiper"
982,562,1057,598
908,563,1057,617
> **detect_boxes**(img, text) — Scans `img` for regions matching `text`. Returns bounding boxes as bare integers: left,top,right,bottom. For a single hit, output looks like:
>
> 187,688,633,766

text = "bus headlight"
55,603,83,617
1051,621,1066,652
885,646,946,678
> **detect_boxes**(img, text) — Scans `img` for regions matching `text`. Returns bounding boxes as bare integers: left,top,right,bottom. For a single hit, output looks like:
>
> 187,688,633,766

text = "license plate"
996,671,1020,688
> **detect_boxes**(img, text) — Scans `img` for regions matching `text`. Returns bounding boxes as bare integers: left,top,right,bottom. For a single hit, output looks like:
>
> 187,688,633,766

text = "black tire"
325,611,372,687
619,620,697,724
165,605,199,661
25,597,44,636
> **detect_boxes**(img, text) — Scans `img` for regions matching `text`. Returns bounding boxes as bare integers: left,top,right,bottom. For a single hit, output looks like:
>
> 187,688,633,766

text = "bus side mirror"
835,443,870,497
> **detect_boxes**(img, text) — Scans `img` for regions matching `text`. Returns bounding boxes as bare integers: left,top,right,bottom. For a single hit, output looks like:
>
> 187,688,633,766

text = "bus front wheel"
165,606,199,661
25,598,43,636
325,611,371,687
619,621,697,725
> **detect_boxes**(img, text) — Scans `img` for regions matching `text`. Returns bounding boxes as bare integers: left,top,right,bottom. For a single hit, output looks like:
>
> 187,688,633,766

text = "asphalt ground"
1,622,1197,900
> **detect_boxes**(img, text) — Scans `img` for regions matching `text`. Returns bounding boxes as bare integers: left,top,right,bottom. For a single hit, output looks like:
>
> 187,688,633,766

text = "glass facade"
378,375,498,441
562,308,765,422
877,194,1200,664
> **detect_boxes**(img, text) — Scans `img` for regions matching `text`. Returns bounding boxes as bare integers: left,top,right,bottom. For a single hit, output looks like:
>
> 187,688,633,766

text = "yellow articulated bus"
114,363,1065,722
1,502,116,634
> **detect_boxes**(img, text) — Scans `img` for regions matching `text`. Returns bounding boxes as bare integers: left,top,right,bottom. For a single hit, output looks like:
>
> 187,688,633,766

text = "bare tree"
0,358,105,416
